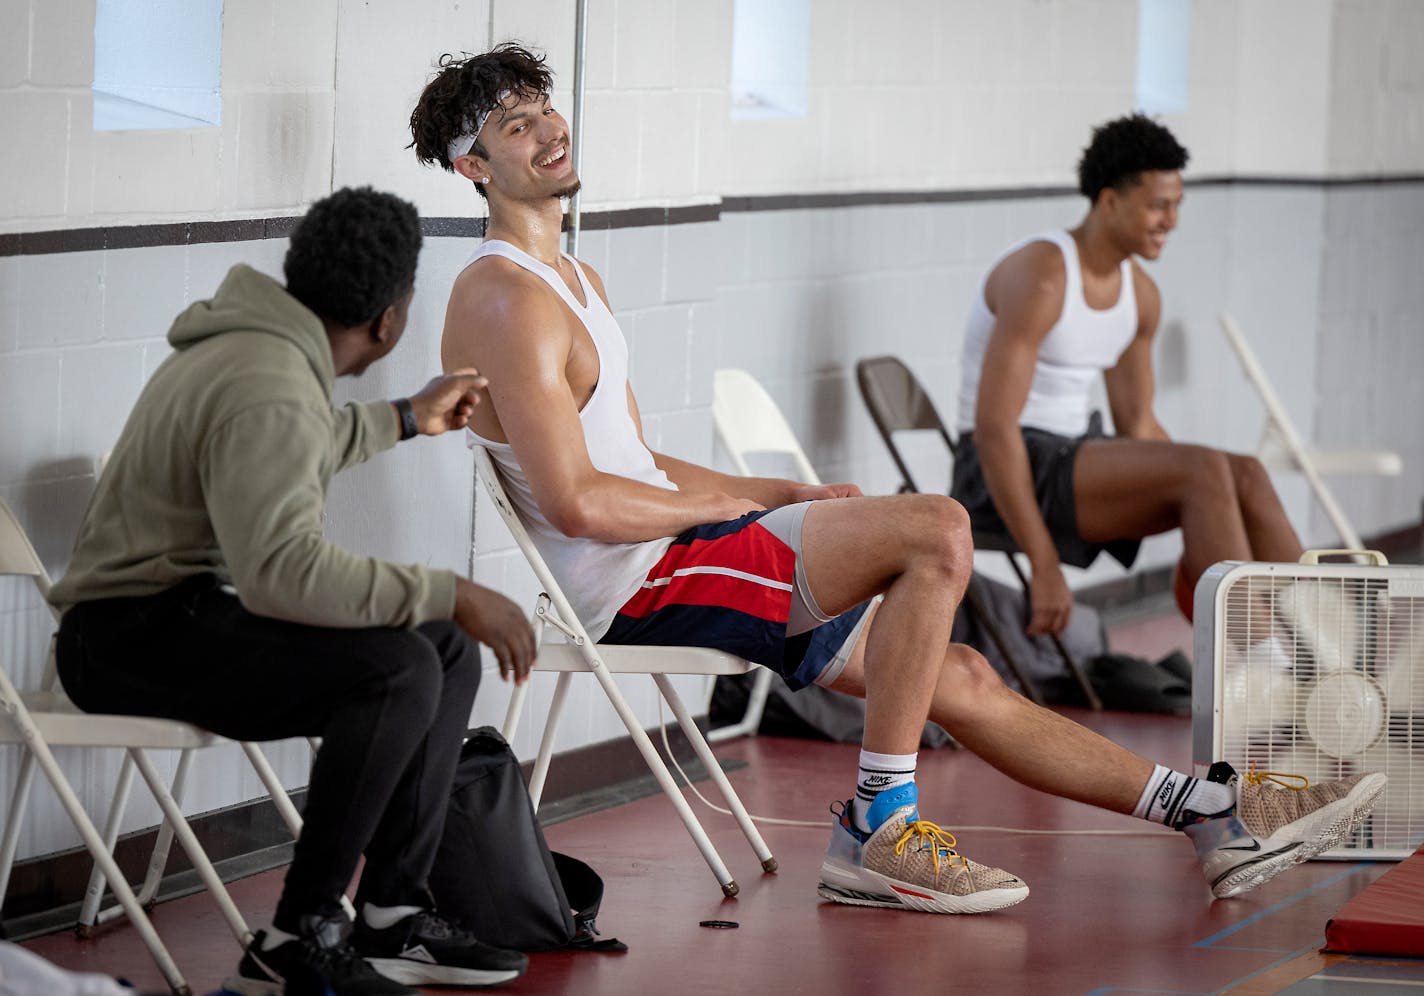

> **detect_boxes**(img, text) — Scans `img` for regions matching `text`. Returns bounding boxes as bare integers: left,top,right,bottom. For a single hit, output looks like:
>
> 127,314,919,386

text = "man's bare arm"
974,243,1075,635
443,261,757,542
1103,265,1170,441
622,387,862,508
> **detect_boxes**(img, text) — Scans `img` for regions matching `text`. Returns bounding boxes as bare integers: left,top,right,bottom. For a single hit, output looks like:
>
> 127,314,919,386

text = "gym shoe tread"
1189,764,1387,899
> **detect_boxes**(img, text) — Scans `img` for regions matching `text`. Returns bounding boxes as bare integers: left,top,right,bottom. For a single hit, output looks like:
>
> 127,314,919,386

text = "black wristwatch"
393,398,419,441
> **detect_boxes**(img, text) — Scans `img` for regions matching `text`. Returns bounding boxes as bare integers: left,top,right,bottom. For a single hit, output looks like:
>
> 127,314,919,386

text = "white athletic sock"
361,902,423,930
849,749,917,833
1133,764,1235,830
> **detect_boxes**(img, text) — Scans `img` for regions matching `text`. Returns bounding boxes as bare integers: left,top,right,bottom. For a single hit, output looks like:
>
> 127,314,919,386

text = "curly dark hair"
283,186,422,328
409,44,553,199
1077,114,1190,203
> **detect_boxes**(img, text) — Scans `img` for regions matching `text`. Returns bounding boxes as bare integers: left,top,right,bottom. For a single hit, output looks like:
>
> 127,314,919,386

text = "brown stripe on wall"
5,175,1421,258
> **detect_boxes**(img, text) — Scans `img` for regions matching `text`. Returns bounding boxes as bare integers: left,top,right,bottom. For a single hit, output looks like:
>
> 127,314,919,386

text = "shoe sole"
216,977,280,996
366,957,525,988
817,860,1030,914
1210,841,1305,898
1268,772,1388,862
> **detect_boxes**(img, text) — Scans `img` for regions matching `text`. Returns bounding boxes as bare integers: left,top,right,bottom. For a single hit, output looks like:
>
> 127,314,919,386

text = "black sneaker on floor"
352,909,529,988
222,914,418,996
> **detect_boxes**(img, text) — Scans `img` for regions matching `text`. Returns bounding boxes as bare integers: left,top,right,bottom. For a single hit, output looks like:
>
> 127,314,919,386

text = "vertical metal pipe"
568,0,589,256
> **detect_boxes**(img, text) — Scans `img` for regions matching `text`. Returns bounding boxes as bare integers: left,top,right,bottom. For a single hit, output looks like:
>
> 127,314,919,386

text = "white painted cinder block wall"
1,0,1420,861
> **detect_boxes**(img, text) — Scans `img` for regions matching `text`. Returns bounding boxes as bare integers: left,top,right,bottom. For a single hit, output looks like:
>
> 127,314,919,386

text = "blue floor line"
1193,865,1368,948
1208,939,1329,995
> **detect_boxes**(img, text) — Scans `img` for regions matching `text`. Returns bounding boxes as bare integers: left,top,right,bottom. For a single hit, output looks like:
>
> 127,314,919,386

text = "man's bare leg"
797,493,974,757
1224,452,1303,561
830,638,1152,813
1074,439,1302,634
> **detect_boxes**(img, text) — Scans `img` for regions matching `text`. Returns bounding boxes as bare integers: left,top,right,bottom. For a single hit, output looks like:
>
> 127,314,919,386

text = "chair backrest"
1219,313,1387,551
712,369,820,485
855,355,955,494
0,498,63,695
0,499,49,591
471,445,594,644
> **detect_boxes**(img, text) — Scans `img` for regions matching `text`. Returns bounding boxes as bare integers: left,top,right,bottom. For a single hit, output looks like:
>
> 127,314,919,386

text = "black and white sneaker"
352,909,528,988
222,914,417,996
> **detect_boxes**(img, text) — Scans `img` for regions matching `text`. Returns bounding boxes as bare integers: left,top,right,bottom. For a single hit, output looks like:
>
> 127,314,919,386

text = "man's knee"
945,643,1006,689
351,630,448,724
910,495,973,597
1225,453,1278,509
899,493,972,562
1180,446,1236,505
416,619,484,692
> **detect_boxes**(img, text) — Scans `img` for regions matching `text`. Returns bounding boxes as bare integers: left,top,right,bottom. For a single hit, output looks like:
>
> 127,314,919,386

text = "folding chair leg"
705,667,773,743
652,674,777,873
13,731,192,993
128,748,251,947
78,752,138,933
0,751,37,906
963,578,1044,705
241,742,303,839
1049,629,1102,711
1003,553,1102,710
527,672,573,810
587,665,739,897
81,748,185,934
501,681,529,742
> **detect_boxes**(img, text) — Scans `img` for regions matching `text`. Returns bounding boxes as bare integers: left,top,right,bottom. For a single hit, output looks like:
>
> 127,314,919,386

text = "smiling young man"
952,115,1304,635
410,52,1384,914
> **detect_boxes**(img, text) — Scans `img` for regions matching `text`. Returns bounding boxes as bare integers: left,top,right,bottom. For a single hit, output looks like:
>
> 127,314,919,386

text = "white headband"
446,89,512,165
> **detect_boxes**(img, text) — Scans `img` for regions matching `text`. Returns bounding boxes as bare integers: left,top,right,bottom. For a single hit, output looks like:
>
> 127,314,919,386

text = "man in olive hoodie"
50,187,534,996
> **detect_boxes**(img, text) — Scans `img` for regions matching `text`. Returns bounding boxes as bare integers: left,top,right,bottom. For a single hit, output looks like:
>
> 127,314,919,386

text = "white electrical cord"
654,697,1177,838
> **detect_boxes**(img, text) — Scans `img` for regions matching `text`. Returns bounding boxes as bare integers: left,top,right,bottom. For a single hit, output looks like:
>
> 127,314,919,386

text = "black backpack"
429,727,625,953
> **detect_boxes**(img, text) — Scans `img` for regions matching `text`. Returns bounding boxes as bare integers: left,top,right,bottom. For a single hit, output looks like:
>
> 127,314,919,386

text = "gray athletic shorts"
950,411,1141,570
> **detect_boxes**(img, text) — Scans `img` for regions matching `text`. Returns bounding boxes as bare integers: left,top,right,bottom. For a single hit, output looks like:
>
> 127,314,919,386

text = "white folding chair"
473,446,777,898
706,369,821,742
0,499,308,996
1220,313,1402,550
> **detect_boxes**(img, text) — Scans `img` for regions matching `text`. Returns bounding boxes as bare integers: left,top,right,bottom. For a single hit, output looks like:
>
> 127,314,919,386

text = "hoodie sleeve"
199,400,457,628
332,400,401,473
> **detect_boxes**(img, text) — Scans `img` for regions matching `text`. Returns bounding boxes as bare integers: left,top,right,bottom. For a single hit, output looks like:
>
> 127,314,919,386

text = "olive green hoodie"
49,264,457,627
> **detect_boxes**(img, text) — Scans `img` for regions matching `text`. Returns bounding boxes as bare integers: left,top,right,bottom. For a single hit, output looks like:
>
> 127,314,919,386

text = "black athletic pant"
56,574,481,931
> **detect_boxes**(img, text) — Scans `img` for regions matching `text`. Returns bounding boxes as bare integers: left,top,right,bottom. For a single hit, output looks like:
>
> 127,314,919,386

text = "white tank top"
462,239,675,640
956,229,1138,437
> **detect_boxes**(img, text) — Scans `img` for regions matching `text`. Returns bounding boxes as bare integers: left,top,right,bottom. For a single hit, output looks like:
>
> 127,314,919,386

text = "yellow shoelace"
1244,768,1311,791
894,819,967,874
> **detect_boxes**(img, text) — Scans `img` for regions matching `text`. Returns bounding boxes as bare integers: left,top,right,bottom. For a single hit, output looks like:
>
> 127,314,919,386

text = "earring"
480,177,490,184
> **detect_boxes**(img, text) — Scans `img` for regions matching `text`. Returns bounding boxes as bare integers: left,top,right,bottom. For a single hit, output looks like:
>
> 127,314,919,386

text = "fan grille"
1213,567,1424,859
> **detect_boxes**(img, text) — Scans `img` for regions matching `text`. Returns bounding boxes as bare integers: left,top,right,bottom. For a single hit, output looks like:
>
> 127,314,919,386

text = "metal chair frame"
855,355,1103,710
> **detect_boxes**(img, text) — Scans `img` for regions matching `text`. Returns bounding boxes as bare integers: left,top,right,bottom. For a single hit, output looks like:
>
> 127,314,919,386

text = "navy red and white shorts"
600,504,871,691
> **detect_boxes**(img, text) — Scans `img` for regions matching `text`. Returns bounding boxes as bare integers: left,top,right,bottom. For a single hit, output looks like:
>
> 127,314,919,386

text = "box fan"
1193,550,1424,860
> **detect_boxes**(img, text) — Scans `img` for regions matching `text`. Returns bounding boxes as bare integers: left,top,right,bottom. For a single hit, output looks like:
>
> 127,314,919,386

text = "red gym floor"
21,609,1424,995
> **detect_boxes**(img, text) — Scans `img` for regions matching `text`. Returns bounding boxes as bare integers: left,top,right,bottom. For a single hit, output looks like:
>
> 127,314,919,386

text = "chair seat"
0,693,226,749
536,642,757,676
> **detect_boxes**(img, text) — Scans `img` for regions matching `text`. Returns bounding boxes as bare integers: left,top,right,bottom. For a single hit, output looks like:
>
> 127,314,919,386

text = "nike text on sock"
851,749,917,833
1134,764,1234,829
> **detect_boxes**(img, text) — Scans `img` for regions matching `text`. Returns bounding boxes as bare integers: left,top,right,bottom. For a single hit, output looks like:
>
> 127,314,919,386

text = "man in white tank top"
409,53,1382,914
955,115,1302,635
